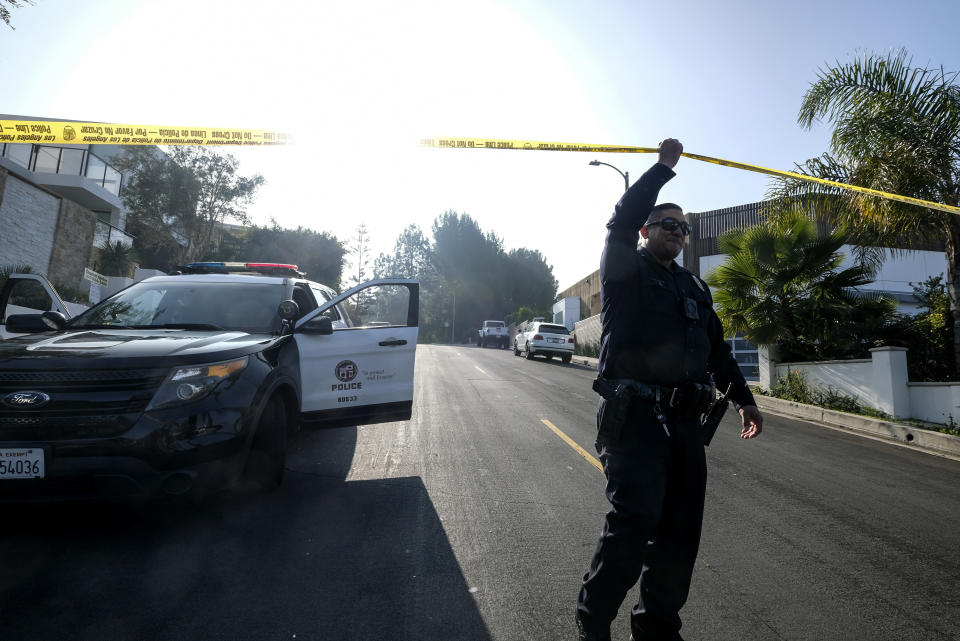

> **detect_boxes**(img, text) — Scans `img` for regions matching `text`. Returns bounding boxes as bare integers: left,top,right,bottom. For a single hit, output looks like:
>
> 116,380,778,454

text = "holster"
700,385,732,446
593,378,632,447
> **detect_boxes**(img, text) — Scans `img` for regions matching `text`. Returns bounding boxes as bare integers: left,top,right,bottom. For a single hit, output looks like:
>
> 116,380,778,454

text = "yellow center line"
540,419,603,472
474,365,487,375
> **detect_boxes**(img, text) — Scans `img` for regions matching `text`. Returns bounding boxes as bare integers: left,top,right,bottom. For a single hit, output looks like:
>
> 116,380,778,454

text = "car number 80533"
0,449,45,478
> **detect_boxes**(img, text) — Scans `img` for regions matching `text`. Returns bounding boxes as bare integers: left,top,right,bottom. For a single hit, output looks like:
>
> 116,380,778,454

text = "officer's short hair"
650,203,683,221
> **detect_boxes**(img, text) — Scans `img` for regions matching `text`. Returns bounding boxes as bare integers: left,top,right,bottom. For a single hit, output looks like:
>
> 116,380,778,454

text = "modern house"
0,114,136,296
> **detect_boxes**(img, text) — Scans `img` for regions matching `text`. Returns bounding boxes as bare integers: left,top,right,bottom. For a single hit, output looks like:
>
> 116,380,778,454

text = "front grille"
0,368,168,440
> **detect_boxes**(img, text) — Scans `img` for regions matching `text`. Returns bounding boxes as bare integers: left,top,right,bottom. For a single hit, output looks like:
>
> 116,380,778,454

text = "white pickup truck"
477,320,509,349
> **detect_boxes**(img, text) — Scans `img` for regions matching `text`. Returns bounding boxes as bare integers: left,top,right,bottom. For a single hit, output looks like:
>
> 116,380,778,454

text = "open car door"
0,274,73,340
294,278,418,427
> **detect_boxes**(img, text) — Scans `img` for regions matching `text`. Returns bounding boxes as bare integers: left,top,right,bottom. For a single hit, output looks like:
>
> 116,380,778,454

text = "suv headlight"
146,357,249,411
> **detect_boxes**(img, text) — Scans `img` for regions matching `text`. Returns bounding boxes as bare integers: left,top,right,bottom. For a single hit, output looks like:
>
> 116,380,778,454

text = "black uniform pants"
577,398,707,640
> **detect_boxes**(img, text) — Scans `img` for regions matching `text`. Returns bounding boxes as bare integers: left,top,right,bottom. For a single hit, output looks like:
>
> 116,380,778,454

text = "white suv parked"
514,321,575,363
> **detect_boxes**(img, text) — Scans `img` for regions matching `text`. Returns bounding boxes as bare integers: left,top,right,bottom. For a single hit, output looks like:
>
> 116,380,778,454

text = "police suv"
0,263,419,501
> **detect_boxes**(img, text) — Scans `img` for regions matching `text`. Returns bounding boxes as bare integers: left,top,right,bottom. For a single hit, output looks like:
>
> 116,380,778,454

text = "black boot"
576,610,611,641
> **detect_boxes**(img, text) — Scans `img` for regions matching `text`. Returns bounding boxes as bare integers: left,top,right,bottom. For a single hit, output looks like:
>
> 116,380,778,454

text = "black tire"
514,342,521,356
545,354,553,361
525,343,535,360
244,396,287,491
562,354,572,364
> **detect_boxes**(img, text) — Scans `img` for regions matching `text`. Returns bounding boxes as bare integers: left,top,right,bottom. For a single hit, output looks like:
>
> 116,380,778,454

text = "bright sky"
3,0,959,290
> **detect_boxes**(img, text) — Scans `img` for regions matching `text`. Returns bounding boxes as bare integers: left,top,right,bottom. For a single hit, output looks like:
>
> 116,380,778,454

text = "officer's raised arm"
600,139,683,283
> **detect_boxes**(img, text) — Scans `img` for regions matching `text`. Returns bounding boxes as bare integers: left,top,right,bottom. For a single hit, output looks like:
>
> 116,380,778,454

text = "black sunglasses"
646,217,691,236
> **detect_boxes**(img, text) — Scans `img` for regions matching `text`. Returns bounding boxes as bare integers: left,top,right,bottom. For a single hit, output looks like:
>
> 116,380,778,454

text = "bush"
574,339,599,358
51,282,90,305
769,369,890,419
769,369,815,404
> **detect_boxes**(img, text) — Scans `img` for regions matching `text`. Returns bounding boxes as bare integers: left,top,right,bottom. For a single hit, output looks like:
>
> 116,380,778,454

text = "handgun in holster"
700,383,732,446
592,377,632,445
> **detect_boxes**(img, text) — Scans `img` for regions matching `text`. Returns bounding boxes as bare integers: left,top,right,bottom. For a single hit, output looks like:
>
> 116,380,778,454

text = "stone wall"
47,198,96,290
573,314,602,351
0,168,59,273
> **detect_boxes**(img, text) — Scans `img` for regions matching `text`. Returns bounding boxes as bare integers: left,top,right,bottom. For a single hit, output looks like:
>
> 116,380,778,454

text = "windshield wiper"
137,323,225,331
68,323,136,330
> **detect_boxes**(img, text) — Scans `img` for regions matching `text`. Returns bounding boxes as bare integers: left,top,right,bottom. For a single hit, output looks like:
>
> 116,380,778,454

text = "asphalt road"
3,343,960,641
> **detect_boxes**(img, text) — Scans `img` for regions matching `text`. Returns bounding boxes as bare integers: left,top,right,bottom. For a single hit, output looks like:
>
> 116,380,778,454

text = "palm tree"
769,50,960,368
96,241,139,278
705,209,897,361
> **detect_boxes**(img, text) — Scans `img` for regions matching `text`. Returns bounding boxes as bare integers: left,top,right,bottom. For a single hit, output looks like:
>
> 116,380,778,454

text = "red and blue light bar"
186,262,299,270
182,262,304,276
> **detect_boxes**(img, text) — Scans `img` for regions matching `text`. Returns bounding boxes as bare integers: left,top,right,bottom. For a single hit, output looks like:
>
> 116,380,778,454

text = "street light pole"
589,160,629,192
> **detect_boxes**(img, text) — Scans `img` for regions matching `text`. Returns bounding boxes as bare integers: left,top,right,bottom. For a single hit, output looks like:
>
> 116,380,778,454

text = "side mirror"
5,314,49,333
298,315,334,335
41,310,68,330
278,299,300,320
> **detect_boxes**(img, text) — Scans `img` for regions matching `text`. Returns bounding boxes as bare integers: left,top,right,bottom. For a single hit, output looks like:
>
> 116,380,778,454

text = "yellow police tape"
0,119,289,147
420,137,960,215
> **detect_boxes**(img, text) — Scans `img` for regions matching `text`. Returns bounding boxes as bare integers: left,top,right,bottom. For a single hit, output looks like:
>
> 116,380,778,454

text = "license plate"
550,338,563,343
0,448,45,479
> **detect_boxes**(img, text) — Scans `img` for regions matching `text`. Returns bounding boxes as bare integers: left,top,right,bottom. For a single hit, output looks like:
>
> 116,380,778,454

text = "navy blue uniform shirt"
597,163,755,409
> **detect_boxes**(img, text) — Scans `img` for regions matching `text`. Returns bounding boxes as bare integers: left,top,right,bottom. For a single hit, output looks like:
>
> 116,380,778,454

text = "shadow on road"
0,427,492,641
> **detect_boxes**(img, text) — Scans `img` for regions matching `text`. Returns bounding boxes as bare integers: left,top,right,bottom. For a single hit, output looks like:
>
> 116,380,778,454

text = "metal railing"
93,219,134,249
1,143,123,196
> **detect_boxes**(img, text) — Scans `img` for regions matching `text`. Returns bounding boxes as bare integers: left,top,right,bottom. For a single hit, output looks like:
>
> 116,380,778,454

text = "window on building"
2,143,32,168
86,153,106,183
103,165,121,195
33,146,60,173
58,148,85,176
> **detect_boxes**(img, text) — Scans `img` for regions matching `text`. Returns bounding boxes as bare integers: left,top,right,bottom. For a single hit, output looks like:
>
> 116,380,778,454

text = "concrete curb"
753,394,960,458
569,356,960,457
574,355,599,368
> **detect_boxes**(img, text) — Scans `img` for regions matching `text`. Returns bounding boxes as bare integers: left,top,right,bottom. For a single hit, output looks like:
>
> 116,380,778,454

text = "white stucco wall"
907,383,960,424
552,297,580,330
774,359,874,403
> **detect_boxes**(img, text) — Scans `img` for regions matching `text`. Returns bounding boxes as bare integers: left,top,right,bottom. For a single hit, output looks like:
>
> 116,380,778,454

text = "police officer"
575,138,763,641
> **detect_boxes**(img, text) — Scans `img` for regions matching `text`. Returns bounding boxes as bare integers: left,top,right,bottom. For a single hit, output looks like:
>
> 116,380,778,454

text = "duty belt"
611,379,714,409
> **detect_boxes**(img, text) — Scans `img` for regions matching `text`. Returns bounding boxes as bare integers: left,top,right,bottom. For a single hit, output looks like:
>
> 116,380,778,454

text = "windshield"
485,321,504,327
69,281,286,333
538,324,569,335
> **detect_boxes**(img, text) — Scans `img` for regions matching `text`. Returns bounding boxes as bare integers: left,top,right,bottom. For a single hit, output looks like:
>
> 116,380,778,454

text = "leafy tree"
114,147,264,268
505,305,550,326
374,214,559,343
431,211,509,341
504,248,557,315
343,224,370,288
705,209,898,361
769,50,960,368
112,147,196,267
0,0,33,29
374,224,447,342
215,222,346,289
169,147,264,263
885,276,957,381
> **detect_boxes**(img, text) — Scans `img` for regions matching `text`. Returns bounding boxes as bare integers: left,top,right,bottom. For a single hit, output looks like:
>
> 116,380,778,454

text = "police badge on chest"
682,296,699,321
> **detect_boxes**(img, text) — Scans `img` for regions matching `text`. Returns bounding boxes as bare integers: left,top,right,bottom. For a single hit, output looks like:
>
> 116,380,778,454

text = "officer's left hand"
739,405,763,439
